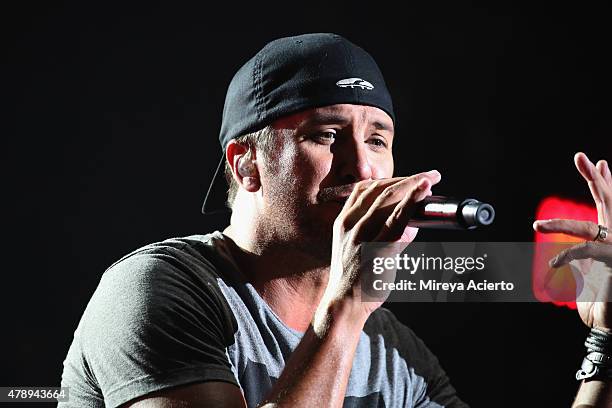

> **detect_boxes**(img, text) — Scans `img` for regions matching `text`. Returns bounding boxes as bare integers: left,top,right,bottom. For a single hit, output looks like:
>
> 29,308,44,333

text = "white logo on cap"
336,78,374,90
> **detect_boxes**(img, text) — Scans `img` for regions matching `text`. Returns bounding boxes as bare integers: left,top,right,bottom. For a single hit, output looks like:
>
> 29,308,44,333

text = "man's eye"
368,138,387,148
314,132,336,142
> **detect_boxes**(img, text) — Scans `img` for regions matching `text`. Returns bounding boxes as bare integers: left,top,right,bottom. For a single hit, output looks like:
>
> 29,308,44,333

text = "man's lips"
317,185,355,205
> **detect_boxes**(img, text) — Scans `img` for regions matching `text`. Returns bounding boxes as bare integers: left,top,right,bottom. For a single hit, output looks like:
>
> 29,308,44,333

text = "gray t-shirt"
59,232,468,408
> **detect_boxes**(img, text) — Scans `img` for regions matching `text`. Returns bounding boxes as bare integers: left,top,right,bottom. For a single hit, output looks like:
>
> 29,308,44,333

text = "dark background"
3,1,612,407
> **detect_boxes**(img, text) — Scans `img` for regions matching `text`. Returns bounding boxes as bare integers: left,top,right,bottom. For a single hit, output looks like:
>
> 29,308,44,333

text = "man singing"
59,33,612,407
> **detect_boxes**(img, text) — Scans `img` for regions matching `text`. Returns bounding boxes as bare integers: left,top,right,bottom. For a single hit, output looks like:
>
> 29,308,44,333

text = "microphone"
408,196,495,230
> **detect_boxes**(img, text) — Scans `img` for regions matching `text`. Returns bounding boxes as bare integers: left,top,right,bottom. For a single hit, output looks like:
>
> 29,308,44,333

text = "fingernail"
426,170,440,176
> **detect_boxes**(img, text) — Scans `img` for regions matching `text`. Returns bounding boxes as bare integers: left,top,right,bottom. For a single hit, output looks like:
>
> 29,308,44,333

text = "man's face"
257,103,394,256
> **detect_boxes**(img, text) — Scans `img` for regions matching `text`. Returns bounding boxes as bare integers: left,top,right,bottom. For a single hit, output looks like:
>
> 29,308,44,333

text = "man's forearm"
258,301,367,408
573,380,612,407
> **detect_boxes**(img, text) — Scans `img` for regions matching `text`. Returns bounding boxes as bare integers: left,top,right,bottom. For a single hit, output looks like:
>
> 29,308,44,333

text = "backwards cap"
202,33,394,214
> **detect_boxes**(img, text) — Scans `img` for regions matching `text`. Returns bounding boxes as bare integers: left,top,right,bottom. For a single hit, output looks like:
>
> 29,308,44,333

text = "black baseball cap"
201,33,395,214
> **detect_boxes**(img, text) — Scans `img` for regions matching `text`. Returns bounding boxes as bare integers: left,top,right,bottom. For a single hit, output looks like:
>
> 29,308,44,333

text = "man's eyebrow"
301,113,350,127
372,120,393,132
301,114,393,132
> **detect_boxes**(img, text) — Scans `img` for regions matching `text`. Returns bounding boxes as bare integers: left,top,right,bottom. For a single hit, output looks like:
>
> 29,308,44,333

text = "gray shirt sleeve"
59,247,239,408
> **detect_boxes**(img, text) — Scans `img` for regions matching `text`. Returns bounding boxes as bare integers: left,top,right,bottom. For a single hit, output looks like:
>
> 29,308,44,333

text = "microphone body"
408,196,495,230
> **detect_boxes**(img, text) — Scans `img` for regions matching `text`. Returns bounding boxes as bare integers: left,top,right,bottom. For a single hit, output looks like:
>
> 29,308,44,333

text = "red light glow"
533,197,597,309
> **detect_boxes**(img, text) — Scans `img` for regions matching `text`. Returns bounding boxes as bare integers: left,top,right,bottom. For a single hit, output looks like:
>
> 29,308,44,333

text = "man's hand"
549,242,612,329
534,152,612,330
533,152,612,408
314,170,442,334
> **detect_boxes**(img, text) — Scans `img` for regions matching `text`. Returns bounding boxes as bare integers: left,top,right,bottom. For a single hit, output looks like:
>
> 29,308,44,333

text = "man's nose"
335,137,373,184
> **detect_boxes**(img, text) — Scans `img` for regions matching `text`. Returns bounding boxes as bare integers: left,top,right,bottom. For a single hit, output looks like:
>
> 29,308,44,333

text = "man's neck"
223,224,331,333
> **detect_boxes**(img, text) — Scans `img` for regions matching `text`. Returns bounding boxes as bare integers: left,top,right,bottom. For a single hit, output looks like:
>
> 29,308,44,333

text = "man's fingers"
533,219,603,241
352,176,432,243
549,242,612,268
344,170,440,207
423,169,442,184
575,152,612,226
374,178,432,242
575,152,601,183
596,159,612,185
341,170,441,230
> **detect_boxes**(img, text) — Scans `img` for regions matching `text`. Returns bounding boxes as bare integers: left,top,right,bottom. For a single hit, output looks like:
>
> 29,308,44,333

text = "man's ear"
226,140,261,192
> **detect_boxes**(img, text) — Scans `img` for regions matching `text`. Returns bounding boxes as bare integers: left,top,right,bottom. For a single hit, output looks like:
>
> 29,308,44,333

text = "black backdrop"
4,1,612,407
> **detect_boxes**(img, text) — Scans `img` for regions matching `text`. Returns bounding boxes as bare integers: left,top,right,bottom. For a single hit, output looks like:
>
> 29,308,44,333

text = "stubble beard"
260,137,335,266
262,183,334,266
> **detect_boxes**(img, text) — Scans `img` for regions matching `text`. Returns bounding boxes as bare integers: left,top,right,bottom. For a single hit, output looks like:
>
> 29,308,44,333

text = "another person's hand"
534,152,612,331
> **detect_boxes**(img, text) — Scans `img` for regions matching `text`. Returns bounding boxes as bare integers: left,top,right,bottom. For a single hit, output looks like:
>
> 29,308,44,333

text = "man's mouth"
318,185,355,205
